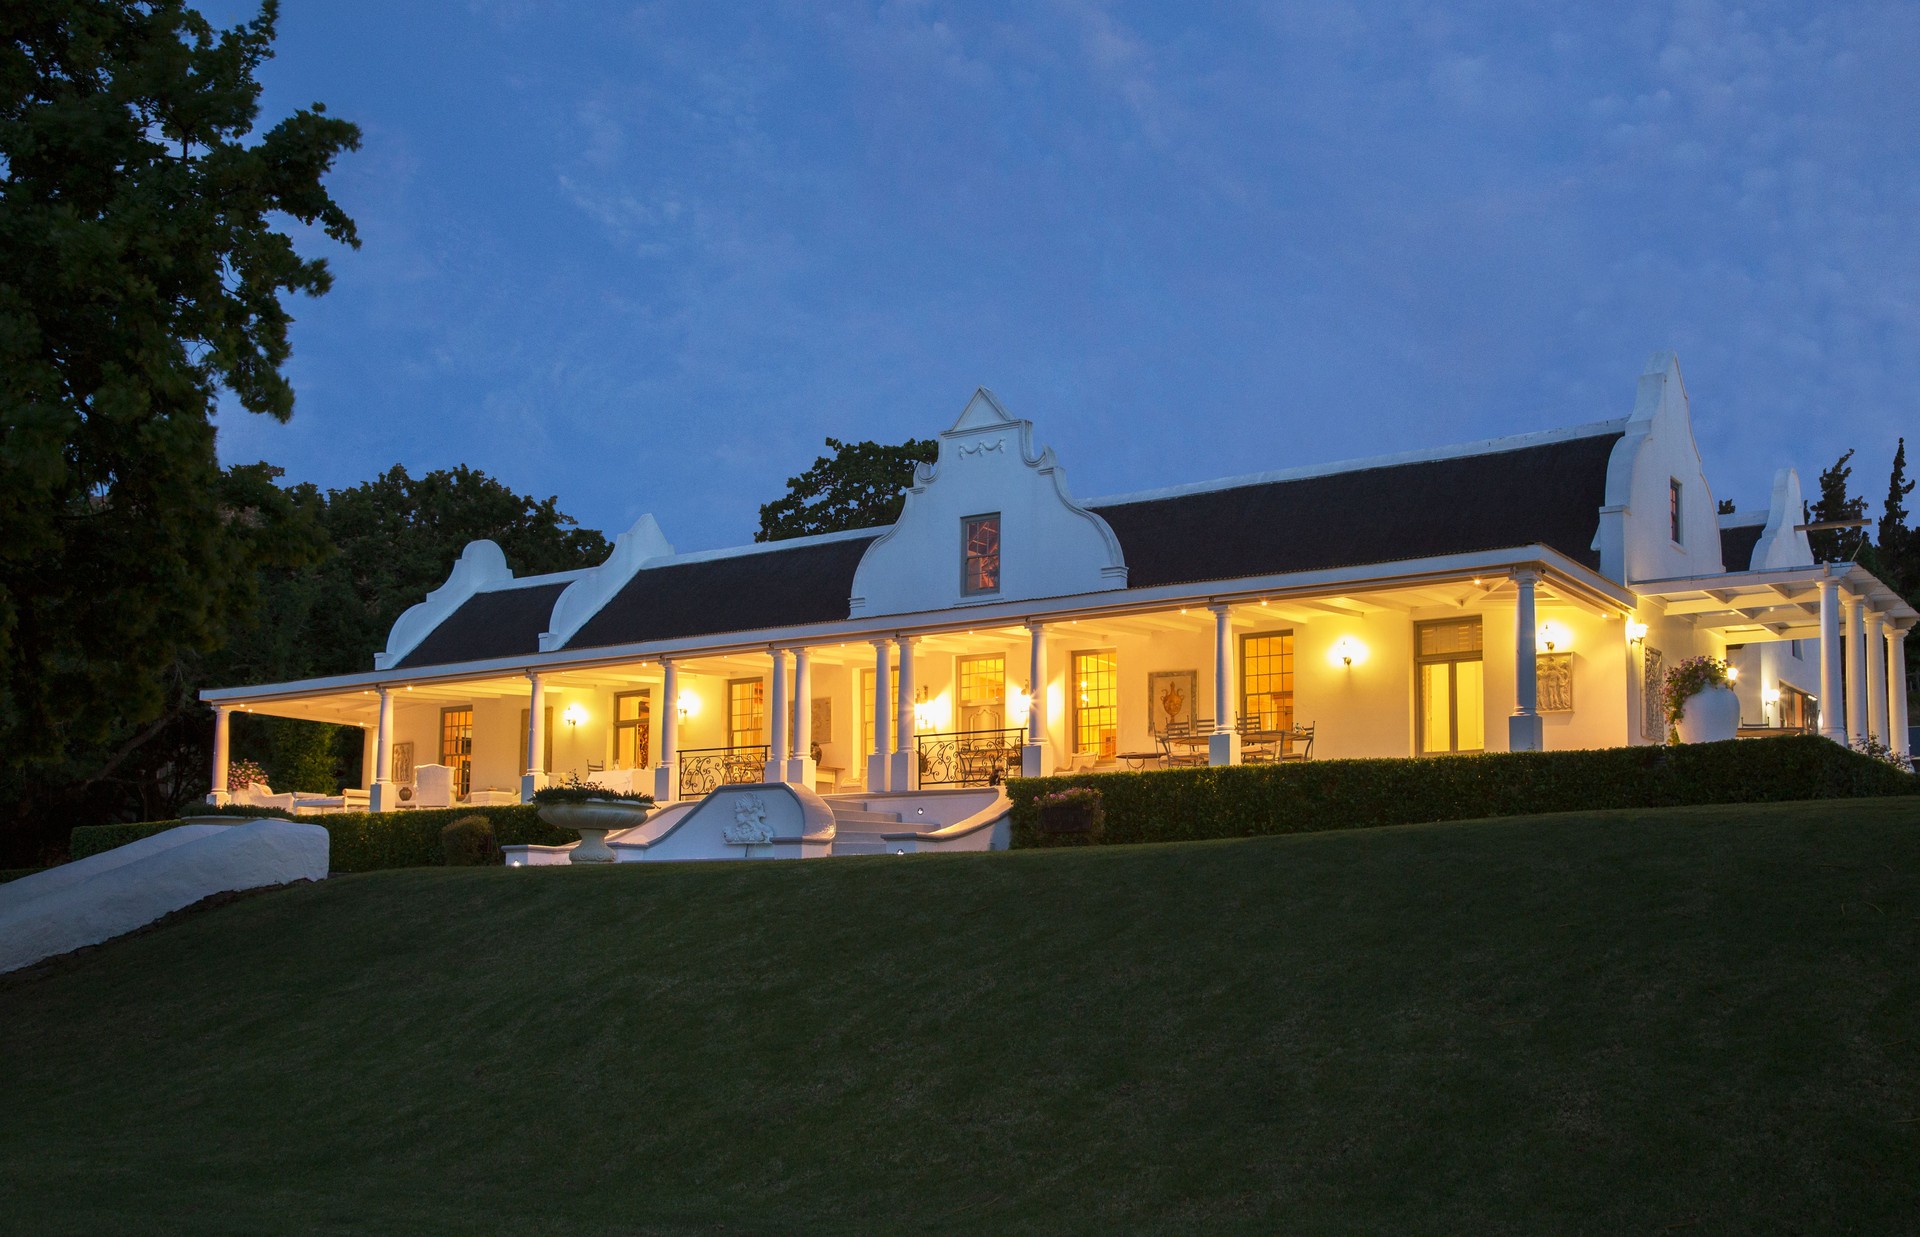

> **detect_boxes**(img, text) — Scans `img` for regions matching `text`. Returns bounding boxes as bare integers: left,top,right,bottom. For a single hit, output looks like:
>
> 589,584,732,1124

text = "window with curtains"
517,706,553,775
1071,649,1118,757
1415,618,1484,755
612,690,650,768
728,677,765,749
440,707,473,797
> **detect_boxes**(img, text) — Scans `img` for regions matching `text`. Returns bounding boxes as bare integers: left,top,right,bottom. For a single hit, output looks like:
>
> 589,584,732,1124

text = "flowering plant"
1663,656,1732,726
532,771,655,806
1038,786,1102,808
227,758,269,792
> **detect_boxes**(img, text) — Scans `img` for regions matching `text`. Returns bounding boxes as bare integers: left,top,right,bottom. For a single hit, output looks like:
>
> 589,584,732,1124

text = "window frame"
727,676,766,751
1070,647,1119,758
1413,618,1484,756
612,689,651,768
1670,478,1684,545
1238,629,1296,735
440,705,474,798
961,512,1002,597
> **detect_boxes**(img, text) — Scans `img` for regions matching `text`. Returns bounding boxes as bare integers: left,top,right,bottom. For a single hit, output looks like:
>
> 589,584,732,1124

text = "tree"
756,437,939,542
1879,438,1916,593
1806,449,1870,564
0,1,360,768
1716,498,1736,515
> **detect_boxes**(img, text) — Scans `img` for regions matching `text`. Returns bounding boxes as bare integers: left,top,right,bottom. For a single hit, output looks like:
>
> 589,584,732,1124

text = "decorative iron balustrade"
677,745,772,798
915,726,1026,788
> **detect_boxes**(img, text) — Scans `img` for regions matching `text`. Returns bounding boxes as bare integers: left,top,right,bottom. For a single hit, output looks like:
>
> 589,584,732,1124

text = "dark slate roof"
1088,430,1624,590
393,581,571,670
1719,522,1763,572
563,534,880,652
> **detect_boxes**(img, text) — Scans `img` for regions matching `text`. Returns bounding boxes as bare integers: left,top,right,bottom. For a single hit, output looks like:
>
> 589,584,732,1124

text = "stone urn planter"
1674,682,1740,744
536,799,652,864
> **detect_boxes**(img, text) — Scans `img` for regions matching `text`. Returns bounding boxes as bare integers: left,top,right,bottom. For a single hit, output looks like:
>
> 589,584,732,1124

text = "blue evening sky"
208,1,1920,553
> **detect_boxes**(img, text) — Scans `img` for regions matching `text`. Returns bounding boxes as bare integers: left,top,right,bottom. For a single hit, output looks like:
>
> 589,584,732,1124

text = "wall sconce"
676,690,701,719
1328,636,1366,668
1761,686,1779,717
1008,683,1033,717
1725,666,1740,683
1626,620,1649,644
1537,621,1571,653
562,703,588,728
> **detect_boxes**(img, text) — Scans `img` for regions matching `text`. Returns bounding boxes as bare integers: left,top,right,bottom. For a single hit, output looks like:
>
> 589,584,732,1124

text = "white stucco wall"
1596,353,1726,585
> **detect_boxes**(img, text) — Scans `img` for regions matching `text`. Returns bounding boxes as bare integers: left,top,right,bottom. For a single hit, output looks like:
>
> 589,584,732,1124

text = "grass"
2,798,1917,1235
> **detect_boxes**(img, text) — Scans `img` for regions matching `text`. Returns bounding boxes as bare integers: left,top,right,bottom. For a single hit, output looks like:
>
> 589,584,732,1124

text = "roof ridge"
1083,418,1630,509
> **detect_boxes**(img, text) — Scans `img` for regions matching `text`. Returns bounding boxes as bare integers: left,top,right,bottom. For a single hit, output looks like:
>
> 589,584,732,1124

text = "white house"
202,352,1915,834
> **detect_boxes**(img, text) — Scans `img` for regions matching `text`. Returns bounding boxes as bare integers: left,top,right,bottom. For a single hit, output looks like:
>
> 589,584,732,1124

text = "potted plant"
533,776,655,864
1036,786,1104,845
1665,656,1740,744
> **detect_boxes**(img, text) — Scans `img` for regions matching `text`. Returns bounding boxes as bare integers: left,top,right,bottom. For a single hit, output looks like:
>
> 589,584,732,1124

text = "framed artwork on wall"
1147,670,1198,735
391,740,415,784
811,697,832,743
1536,653,1574,713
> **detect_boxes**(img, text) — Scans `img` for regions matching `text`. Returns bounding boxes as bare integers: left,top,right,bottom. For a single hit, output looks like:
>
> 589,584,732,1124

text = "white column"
867,639,893,792
1890,623,1912,760
208,705,233,805
1819,579,1845,742
360,725,377,793
1022,621,1048,776
1845,594,1868,747
1508,569,1544,752
787,648,816,787
765,648,789,783
655,659,680,801
1866,610,1889,745
370,687,397,812
1208,603,1241,766
893,636,918,791
521,671,546,802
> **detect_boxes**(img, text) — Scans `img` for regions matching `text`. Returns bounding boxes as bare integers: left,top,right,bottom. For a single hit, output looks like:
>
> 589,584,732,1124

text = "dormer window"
1670,479,1683,545
963,514,1001,595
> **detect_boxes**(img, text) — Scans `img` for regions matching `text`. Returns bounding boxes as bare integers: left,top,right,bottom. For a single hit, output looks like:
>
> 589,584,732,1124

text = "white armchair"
231,783,298,813
412,764,455,809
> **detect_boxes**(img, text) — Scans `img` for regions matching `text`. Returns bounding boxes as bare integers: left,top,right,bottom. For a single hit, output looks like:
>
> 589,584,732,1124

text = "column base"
867,753,891,794
369,781,398,813
205,790,232,807
1508,713,1544,753
763,759,787,785
786,756,817,789
520,772,549,803
1209,732,1241,767
1021,744,1045,777
891,749,917,793
654,764,678,802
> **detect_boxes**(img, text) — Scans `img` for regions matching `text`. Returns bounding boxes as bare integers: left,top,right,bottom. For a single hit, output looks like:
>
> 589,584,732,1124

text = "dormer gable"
374,539,518,670
848,389,1126,617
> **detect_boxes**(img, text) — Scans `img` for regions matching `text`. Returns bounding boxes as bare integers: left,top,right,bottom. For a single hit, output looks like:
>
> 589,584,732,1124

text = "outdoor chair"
1159,720,1209,768
230,782,297,813
1236,716,1278,764
413,763,455,808
1279,723,1316,761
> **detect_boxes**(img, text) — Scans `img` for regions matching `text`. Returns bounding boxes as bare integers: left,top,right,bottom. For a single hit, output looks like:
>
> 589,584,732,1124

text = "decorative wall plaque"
1642,647,1666,740
1148,670,1198,734
1536,653,1574,713
721,793,775,845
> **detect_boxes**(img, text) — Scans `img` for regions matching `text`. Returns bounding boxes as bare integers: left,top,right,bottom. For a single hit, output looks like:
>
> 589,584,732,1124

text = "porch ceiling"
1634,562,1917,641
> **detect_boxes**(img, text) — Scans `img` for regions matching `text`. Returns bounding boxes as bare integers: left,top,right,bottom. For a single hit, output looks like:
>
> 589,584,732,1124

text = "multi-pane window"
728,677,765,750
1670,479,1684,544
860,666,898,754
613,690,650,768
1239,631,1295,733
957,654,1006,731
517,706,553,775
440,707,473,797
1779,684,1813,732
963,514,1001,595
1072,649,1118,757
1416,618,1484,755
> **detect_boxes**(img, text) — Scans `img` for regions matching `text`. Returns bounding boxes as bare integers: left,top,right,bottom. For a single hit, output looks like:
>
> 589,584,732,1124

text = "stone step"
831,837,891,856
830,809,904,827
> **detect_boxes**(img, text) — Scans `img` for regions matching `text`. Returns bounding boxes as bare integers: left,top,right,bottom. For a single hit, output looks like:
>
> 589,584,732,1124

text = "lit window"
1670,479,1683,544
1415,618,1483,755
1072,649,1118,757
963,514,1000,595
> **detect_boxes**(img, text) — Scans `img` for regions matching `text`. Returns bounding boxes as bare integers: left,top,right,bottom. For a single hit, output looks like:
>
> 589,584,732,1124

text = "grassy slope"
2,800,1916,1236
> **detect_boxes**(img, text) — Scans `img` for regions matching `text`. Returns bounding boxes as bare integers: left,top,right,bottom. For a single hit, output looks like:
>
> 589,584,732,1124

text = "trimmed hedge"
1006,736,1917,849
70,805,577,871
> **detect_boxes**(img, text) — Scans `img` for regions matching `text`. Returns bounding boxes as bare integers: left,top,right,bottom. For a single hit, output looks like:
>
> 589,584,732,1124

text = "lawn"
2,799,1916,1235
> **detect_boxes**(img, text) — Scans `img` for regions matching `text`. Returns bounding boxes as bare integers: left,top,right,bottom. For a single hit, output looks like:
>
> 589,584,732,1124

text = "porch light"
1538,621,1571,652
676,690,701,719
1626,620,1649,644
562,703,588,728
1725,666,1740,683
1329,636,1367,668
1008,683,1033,716
1761,687,1780,705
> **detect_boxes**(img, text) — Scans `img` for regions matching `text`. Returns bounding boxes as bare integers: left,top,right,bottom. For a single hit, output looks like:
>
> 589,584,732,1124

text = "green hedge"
70,805,577,871
1006,736,1917,849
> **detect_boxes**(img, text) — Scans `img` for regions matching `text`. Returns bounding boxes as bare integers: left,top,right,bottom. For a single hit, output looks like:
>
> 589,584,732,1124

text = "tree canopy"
0,0,361,762
756,437,938,542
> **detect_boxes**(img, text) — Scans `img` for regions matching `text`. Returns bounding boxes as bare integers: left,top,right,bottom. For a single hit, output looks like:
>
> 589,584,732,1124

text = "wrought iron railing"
677,745,772,798
915,726,1026,788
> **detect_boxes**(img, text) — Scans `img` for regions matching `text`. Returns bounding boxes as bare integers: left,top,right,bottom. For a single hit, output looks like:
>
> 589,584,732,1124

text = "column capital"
1206,602,1233,616
1510,567,1541,586
871,636,892,649
894,632,919,647
1025,618,1046,634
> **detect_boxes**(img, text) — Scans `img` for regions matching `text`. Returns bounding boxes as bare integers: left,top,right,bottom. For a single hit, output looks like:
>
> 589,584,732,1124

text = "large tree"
756,437,939,542
0,1,360,763
1806,449,1871,565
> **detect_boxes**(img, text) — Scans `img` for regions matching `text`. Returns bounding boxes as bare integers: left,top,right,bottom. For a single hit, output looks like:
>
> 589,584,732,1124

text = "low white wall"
0,821,329,974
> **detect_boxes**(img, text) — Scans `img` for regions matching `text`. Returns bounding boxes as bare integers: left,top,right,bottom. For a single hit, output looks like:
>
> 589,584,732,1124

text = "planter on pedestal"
1674,683,1740,744
536,799,652,864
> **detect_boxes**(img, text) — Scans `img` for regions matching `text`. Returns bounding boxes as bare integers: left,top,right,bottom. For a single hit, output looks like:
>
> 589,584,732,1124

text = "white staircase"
827,805,904,856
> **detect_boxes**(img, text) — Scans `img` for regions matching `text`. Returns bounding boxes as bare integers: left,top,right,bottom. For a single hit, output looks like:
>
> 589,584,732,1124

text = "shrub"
441,815,497,866
532,776,654,806
1005,736,1916,849
72,804,577,869
1035,786,1104,847
178,803,297,821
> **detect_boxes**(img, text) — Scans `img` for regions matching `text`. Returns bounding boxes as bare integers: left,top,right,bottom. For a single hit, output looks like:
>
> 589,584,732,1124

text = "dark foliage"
755,437,938,542
440,815,497,866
